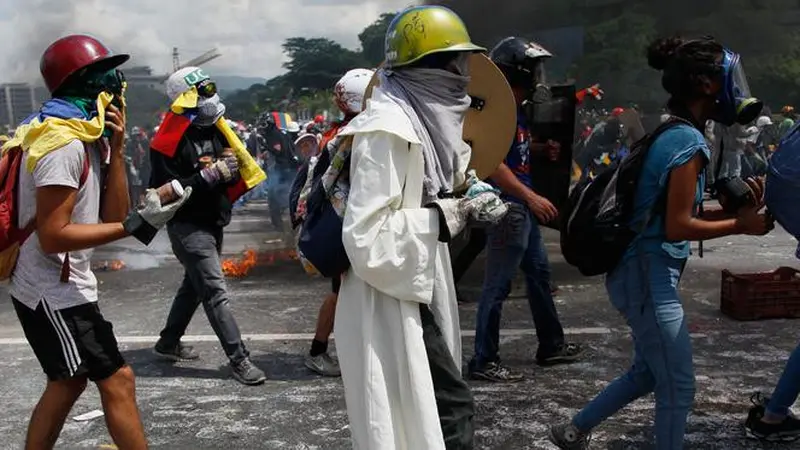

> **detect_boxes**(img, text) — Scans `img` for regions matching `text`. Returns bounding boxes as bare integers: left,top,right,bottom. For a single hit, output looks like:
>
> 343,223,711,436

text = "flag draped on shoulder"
1,92,118,172
150,86,267,202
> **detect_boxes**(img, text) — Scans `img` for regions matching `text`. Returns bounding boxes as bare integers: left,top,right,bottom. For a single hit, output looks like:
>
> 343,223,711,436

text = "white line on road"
0,327,615,345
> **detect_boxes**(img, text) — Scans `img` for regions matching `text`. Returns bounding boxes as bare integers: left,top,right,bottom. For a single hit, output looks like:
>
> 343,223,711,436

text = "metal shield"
363,53,516,184
524,83,577,229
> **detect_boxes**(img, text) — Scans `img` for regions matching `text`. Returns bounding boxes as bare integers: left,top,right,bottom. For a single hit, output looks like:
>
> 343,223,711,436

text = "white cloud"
0,0,413,84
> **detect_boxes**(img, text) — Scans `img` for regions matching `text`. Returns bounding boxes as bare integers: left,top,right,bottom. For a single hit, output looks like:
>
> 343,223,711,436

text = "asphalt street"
0,202,798,449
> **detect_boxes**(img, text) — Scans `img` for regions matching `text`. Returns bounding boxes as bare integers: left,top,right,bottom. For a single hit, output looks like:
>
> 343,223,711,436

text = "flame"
221,248,299,278
92,259,126,272
222,249,258,278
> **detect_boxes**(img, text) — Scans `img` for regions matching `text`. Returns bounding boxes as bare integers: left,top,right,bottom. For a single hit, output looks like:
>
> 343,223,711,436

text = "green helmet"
385,5,485,69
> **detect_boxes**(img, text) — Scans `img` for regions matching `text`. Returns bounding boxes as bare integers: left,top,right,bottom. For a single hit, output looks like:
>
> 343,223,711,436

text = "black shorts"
331,276,341,294
13,298,125,382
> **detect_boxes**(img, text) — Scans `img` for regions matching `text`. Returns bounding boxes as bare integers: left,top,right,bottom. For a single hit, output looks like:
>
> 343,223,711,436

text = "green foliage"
224,13,400,122
358,13,395,66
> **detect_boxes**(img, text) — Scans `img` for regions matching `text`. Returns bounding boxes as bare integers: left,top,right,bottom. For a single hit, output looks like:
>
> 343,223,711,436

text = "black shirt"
149,125,233,228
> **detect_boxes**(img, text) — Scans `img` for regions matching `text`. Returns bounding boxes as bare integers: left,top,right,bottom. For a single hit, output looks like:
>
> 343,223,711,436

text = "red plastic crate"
720,267,800,321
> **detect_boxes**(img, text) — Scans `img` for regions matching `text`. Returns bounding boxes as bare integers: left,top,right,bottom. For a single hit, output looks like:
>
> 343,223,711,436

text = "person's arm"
100,104,130,222
489,163,533,203
489,163,558,223
148,147,210,194
664,153,742,241
37,185,128,254
699,207,736,221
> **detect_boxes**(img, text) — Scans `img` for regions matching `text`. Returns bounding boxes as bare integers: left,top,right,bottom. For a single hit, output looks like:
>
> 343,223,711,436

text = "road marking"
0,327,614,345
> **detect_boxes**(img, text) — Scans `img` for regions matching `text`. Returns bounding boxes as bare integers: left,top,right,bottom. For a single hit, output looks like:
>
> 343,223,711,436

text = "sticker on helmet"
183,68,210,86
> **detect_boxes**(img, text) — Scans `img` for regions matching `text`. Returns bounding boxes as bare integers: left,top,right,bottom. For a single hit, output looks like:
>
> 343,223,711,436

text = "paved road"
0,203,798,449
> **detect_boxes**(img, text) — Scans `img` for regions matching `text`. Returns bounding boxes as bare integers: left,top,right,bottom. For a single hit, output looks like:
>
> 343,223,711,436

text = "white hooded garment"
334,86,463,450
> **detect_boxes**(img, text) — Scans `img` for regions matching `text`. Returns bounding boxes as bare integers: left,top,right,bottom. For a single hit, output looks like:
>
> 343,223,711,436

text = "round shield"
363,53,516,182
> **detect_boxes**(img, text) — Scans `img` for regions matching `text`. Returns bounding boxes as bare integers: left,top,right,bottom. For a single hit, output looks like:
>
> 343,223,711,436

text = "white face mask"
194,94,226,127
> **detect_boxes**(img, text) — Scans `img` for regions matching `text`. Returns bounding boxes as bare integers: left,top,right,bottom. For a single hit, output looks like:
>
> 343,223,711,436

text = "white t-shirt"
10,139,103,311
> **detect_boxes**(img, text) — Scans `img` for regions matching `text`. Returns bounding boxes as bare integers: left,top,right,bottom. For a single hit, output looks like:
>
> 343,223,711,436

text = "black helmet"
490,37,552,87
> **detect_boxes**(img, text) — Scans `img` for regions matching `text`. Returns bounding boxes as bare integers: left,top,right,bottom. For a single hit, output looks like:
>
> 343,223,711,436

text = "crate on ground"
720,267,800,321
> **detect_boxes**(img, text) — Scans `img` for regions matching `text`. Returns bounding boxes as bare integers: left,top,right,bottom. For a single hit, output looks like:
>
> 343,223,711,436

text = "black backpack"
560,118,690,276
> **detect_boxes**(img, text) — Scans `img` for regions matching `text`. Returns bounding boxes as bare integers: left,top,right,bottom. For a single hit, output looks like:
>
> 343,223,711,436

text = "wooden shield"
363,53,516,183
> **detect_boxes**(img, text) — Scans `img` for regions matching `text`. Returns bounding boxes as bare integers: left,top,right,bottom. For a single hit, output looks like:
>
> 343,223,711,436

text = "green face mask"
58,69,124,137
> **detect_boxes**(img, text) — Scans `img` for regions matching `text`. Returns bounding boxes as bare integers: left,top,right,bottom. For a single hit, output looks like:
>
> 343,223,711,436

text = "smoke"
1,0,174,83
1,0,412,84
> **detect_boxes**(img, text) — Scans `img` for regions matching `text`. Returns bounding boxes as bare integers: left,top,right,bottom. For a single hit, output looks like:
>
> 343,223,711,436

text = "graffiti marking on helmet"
402,12,426,46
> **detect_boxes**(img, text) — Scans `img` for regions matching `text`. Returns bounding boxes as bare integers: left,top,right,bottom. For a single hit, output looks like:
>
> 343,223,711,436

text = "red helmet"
611,107,625,117
40,35,130,94
314,115,325,124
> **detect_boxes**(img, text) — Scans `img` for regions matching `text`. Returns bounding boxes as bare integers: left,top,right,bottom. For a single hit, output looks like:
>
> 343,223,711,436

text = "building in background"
0,83,47,129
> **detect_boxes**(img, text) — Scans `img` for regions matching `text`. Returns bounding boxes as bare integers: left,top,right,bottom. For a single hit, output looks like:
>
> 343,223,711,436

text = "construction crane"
176,48,222,71
125,48,223,86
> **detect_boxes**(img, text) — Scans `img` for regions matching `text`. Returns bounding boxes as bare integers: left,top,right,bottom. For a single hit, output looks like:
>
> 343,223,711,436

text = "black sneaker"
231,358,266,386
153,340,200,361
537,343,584,367
745,392,800,442
469,361,524,383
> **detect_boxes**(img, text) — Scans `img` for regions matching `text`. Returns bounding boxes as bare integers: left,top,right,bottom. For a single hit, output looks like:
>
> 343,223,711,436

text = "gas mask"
194,79,226,127
712,49,763,126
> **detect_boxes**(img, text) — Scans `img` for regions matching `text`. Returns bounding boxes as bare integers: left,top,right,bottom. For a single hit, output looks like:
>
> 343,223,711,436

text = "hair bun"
647,37,684,70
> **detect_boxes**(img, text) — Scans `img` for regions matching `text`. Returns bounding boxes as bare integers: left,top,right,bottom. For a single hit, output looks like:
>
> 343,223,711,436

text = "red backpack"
0,145,90,281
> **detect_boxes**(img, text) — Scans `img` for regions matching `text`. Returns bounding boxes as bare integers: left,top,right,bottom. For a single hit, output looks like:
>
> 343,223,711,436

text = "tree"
358,13,396,66
282,38,368,91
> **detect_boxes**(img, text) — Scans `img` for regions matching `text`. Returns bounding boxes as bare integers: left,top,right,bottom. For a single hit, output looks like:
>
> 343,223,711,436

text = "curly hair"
647,36,724,110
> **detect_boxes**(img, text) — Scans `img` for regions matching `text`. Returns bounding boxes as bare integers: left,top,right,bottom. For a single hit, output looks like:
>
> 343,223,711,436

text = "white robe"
335,88,463,450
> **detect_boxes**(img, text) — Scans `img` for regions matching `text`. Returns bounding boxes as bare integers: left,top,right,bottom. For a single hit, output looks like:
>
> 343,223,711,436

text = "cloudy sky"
0,0,413,84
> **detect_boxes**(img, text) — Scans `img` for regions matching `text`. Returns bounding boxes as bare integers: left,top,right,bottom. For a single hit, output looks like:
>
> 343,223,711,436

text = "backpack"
560,119,689,276
0,144,90,281
289,135,353,278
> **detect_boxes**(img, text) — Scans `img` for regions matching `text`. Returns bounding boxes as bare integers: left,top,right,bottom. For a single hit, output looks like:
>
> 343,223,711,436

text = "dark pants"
159,221,249,364
471,203,565,370
420,304,474,449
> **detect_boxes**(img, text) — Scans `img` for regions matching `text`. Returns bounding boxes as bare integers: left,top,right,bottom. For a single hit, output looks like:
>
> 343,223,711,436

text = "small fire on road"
92,259,126,272
222,248,298,278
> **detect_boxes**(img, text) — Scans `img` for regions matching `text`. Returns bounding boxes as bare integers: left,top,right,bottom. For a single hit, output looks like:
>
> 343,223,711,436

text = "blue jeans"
572,251,694,449
471,203,565,370
767,343,800,417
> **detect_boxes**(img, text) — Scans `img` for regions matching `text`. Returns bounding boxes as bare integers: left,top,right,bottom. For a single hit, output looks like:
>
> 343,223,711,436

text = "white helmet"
286,121,301,133
756,115,773,128
166,66,210,101
334,68,375,115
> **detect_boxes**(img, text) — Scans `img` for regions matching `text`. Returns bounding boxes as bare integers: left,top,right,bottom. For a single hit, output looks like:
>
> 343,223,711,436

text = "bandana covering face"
377,54,472,204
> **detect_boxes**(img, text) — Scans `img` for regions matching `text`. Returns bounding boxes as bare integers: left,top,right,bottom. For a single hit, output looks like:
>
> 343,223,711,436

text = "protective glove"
200,155,239,186
427,192,509,242
123,187,193,245
464,169,498,198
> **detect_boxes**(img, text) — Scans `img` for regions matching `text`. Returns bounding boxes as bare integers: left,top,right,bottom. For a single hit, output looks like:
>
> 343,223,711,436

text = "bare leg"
314,291,338,343
96,365,147,450
25,377,87,450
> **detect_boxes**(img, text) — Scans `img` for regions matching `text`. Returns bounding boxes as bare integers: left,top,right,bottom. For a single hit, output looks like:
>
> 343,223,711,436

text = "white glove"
428,192,509,242
468,191,508,225
123,187,193,245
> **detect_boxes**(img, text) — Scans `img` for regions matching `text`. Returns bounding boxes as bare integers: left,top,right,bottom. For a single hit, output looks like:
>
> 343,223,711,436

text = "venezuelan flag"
150,87,266,202
2,92,117,172
270,112,292,130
